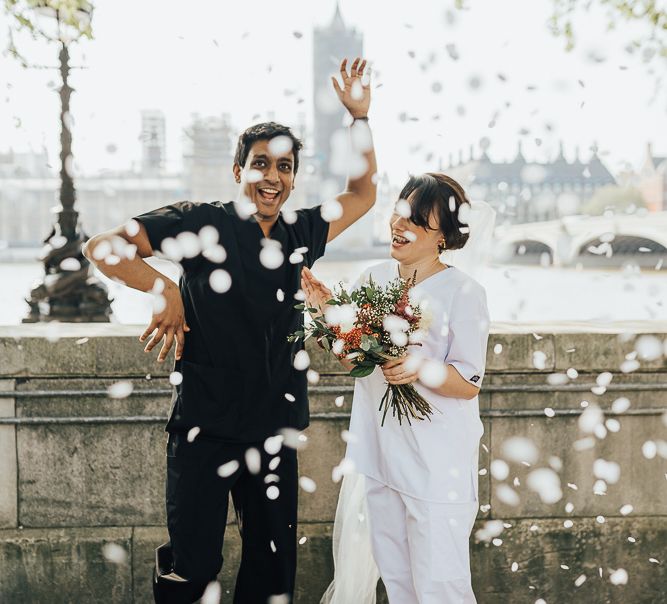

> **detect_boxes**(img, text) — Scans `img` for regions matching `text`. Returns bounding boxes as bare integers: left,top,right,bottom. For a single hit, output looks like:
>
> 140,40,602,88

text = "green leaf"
360,335,372,351
350,365,376,378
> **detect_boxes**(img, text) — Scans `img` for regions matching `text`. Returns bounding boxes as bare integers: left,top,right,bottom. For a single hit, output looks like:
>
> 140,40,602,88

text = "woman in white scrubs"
306,173,492,604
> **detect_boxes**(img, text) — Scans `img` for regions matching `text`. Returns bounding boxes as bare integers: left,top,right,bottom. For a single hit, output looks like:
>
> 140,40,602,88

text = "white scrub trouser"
365,476,478,604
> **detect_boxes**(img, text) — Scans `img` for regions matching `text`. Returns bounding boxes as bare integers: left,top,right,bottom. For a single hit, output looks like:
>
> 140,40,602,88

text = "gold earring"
437,239,446,254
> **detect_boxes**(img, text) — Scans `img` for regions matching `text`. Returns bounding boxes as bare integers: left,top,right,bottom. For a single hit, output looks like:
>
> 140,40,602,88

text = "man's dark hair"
234,122,304,174
398,172,471,251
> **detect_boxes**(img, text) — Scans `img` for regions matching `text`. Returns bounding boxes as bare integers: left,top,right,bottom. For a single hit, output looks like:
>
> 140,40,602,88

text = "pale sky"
1,0,665,184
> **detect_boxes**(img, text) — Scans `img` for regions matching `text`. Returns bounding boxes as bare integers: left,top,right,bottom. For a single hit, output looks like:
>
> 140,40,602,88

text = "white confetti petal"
245,448,261,474
320,199,344,222
169,371,183,386
102,543,127,564
260,244,284,269
527,468,562,504
108,381,133,399
217,460,240,478
496,484,520,506
593,458,620,484
202,582,221,604
641,440,657,459
209,269,232,293
532,351,547,370
278,428,309,450
418,360,447,388
293,350,310,371
264,436,283,456
501,436,539,464
187,427,200,443
611,397,631,413
490,459,510,481
299,476,317,493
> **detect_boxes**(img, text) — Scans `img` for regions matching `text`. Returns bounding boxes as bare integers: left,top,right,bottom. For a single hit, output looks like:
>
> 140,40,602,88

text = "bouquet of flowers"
290,272,435,426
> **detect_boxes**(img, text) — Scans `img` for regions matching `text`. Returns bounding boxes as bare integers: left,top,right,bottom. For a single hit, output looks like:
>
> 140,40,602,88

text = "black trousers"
153,432,298,604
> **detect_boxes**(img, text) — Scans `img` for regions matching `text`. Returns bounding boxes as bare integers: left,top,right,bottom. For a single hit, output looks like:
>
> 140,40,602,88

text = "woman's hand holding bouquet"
293,267,435,426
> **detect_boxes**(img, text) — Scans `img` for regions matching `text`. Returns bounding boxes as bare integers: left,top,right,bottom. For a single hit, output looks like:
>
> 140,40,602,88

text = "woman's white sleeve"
445,282,491,387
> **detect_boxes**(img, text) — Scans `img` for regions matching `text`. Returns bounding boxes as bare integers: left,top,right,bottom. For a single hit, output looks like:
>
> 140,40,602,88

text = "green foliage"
581,185,647,215
349,364,375,378
4,0,94,64
549,0,667,58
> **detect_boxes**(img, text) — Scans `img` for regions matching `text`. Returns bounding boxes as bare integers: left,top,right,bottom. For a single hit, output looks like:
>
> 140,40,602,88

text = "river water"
1,258,665,326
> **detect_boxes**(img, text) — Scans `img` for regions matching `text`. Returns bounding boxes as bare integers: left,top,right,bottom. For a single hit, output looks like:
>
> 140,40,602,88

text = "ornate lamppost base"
23,227,113,323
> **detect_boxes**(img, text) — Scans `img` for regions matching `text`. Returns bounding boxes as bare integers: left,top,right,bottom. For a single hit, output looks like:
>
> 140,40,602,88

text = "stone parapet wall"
0,323,665,603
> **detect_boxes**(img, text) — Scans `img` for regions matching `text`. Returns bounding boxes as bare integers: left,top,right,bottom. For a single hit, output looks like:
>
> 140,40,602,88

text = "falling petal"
108,381,133,399
217,460,240,478
202,582,221,604
264,435,283,455
245,448,261,474
209,269,232,293
102,543,128,564
293,350,310,371
501,436,538,464
299,476,317,493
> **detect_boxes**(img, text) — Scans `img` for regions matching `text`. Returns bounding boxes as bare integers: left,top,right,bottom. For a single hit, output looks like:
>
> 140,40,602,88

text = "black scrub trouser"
152,432,298,604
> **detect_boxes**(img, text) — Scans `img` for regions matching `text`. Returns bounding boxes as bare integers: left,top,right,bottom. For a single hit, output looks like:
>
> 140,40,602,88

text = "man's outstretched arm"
327,57,378,243
82,222,189,362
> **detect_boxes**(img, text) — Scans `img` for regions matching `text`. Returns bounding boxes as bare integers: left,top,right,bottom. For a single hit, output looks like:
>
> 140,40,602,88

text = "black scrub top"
133,200,330,443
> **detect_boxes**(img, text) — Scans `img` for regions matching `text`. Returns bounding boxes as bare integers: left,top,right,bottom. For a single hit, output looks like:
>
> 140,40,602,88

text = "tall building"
183,113,235,202
638,142,667,212
312,3,376,251
140,110,166,173
0,148,51,178
312,2,363,190
445,142,616,224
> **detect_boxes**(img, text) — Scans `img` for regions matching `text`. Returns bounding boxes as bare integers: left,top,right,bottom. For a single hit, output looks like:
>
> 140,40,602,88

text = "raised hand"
301,266,333,317
331,57,371,119
139,282,190,362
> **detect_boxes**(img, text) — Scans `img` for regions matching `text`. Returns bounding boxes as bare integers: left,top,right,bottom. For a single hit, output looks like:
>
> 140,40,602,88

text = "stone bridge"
495,212,667,267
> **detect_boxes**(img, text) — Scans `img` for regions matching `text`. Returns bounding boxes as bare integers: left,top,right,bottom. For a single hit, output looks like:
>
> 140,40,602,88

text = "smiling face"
233,138,296,222
389,194,444,264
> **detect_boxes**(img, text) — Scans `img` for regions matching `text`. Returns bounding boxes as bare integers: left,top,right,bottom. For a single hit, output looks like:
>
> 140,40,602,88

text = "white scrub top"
345,259,490,504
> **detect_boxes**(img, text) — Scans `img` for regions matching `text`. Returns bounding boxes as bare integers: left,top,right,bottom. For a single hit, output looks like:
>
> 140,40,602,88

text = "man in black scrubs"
83,58,375,603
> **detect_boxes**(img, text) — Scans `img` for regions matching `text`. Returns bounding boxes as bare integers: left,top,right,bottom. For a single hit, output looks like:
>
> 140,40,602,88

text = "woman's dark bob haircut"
398,172,471,251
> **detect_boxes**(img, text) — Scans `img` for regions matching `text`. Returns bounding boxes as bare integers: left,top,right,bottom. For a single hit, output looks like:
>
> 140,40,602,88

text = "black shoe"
152,543,207,604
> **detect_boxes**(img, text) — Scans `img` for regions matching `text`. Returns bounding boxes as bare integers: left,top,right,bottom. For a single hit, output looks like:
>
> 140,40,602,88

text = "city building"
140,110,166,173
182,113,236,203
312,2,375,251
312,2,363,190
445,142,616,224
637,143,667,212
